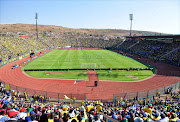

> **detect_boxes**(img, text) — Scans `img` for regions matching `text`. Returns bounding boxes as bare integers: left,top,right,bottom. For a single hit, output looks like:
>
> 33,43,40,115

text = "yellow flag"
5,84,10,89
64,95,70,99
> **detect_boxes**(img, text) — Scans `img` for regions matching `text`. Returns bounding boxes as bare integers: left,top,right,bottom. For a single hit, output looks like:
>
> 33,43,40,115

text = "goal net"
81,63,96,69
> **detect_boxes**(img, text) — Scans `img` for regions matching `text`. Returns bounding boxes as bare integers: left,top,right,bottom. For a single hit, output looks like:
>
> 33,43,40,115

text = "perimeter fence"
113,81,180,101
0,79,179,102
0,79,86,100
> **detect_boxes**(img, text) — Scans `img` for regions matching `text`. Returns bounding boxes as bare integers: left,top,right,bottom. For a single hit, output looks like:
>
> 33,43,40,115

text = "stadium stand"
115,36,180,67
1,34,179,67
0,82,180,122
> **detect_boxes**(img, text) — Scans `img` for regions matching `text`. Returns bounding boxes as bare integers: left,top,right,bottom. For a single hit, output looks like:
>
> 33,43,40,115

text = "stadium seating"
0,82,180,122
1,33,179,67
116,39,180,66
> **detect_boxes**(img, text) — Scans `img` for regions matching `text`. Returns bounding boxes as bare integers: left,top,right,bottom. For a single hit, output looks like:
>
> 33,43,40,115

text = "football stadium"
0,0,180,122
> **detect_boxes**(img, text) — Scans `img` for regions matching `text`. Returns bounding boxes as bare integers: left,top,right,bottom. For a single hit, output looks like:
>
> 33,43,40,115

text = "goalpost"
81,63,96,69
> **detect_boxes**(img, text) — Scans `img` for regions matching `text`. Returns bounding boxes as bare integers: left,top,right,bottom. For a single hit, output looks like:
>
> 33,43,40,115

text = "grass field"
25,70,153,81
25,71,88,80
22,49,149,69
23,49,154,81
96,70,153,81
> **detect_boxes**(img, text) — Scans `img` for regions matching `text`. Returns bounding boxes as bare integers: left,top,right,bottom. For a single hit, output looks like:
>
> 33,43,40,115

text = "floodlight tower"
129,14,133,36
35,12,38,39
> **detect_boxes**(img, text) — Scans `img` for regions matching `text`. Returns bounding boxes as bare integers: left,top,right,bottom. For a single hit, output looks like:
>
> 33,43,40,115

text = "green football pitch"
23,49,154,81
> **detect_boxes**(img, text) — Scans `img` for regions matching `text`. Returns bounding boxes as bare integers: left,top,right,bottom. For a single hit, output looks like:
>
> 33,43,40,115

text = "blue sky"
0,0,179,34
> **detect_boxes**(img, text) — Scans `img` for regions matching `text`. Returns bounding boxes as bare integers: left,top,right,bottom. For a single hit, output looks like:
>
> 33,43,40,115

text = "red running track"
0,49,180,100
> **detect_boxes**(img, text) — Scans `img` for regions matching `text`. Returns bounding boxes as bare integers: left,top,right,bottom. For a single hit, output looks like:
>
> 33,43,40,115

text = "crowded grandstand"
0,33,180,67
0,82,180,122
0,31,180,122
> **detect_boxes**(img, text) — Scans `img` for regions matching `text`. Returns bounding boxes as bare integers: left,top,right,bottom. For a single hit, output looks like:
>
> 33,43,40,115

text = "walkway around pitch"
87,71,99,86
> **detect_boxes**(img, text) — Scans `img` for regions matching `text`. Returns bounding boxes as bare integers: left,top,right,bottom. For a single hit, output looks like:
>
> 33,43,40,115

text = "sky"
0,0,180,34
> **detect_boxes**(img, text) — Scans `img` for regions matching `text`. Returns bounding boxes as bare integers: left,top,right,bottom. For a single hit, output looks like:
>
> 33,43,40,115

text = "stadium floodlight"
35,12,38,19
129,14,133,36
35,12,38,39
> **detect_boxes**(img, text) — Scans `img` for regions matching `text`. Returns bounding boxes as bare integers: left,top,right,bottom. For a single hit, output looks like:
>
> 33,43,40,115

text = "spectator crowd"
115,39,180,66
0,82,180,122
0,33,179,67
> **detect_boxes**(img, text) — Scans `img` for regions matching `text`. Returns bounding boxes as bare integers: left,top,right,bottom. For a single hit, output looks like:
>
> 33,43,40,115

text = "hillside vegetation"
0,24,159,36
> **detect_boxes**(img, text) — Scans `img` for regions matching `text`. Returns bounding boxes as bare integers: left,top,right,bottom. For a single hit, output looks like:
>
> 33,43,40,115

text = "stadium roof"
125,35,180,40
